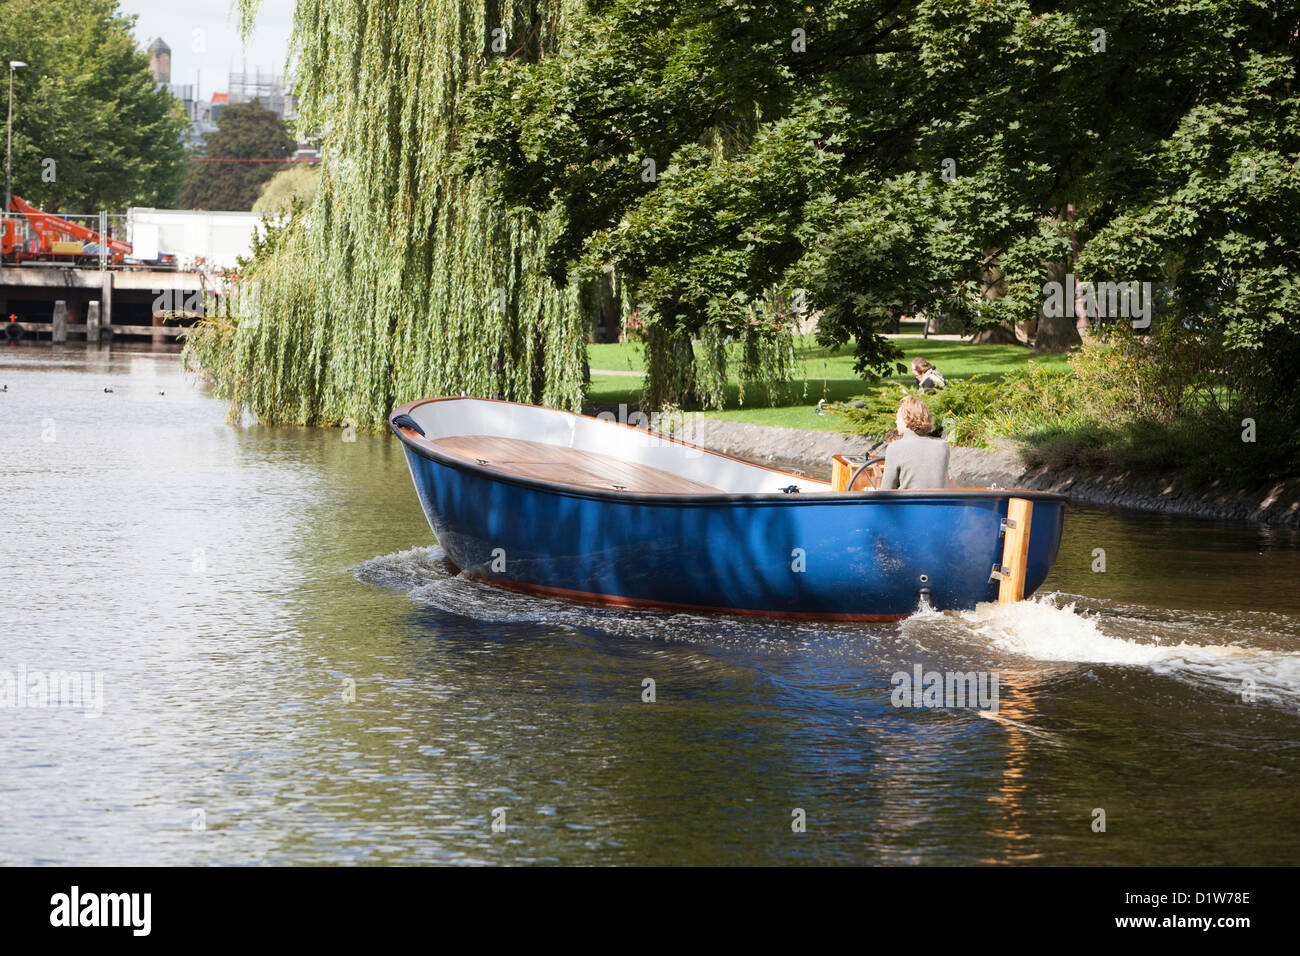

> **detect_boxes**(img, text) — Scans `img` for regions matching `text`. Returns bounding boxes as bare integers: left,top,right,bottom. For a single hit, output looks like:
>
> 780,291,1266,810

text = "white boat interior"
402,398,828,495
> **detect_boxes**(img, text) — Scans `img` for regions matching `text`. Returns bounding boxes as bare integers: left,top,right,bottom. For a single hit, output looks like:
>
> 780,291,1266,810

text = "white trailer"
125,208,273,271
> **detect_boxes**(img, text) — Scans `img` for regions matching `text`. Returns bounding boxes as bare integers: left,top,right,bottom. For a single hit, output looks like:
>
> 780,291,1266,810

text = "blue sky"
119,1,296,99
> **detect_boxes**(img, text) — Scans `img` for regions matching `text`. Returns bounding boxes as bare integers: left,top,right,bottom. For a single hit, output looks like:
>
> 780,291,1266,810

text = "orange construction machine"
1,195,132,265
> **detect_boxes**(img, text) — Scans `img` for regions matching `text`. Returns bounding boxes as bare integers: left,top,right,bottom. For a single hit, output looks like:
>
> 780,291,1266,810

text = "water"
2,346,1298,865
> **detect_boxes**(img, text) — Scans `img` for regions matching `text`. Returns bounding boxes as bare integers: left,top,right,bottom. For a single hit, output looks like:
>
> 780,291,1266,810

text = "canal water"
2,346,1298,865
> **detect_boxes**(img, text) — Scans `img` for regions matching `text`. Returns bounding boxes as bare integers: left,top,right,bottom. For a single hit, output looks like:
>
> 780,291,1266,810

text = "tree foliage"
464,0,1300,412
211,0,1300,428
188,0,587,429
179,100,295,211
0,0,188,211
253,163,320,214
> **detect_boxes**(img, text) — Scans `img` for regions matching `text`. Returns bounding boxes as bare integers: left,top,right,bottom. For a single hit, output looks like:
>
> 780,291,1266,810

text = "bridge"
1,265,214,342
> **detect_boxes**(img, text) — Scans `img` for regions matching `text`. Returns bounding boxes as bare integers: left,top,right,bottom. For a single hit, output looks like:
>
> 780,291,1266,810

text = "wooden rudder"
997,497,1034,603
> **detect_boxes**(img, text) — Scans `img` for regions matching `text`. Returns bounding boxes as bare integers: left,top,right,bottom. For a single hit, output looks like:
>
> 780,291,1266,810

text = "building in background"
145,37,315,157
228,69,297,123
148,37,216,150
147,37,171,83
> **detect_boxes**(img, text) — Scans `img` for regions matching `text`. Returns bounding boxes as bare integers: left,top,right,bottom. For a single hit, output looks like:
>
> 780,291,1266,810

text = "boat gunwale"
389,397,1070,506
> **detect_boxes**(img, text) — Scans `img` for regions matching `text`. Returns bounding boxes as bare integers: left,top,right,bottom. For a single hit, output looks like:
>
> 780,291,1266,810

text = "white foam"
955,593,1300,709
350,546,800,644
959,595,1247,665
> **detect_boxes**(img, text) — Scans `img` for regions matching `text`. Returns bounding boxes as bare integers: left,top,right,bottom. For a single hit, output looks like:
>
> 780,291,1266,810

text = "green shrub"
832,364,1072,446
830,329,1298,488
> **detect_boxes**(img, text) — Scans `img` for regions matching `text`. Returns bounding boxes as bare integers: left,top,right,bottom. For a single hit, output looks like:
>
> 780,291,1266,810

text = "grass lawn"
586,334,1071,431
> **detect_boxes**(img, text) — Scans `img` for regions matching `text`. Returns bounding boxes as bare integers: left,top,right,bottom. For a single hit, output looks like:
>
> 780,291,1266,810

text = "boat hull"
392,402,1066,620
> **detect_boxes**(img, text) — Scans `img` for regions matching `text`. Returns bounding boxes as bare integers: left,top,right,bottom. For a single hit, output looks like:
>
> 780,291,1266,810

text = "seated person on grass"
881,396,950,490
912,357,946,394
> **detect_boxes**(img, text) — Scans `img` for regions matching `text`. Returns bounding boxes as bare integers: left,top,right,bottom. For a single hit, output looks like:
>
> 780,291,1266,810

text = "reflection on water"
2,345,1299,865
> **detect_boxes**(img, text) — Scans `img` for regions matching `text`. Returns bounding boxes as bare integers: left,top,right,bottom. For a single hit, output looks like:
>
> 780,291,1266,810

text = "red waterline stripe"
459,570,907,623
186,158,315,163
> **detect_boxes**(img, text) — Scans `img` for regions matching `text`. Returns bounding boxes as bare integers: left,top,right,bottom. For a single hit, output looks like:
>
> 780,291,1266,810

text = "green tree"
463,0,1300,411
187,0,586,430
0,0,188,211
216,0,1300,434
253,163,320,214
179,100,295,210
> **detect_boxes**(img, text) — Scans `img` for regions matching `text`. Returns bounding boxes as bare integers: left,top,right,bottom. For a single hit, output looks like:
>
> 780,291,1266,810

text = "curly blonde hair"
897,396,935,435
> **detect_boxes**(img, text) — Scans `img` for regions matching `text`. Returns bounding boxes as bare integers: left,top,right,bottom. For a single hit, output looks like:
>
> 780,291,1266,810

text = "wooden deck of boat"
432,435,722,494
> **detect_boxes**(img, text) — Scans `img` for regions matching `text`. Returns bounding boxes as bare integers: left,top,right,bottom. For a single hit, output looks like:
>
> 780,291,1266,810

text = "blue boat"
390,397,1067,621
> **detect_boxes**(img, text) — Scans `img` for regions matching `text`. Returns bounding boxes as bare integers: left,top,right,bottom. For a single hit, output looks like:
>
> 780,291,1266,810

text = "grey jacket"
880,431,950,490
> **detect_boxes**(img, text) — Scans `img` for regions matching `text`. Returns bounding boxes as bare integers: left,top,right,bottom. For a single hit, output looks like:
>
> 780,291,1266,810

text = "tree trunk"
970,248,1021,344
1033,261,1082,352
971,322,1021,345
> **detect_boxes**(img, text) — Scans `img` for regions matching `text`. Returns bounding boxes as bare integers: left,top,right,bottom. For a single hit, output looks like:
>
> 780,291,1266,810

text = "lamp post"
5,60,27,216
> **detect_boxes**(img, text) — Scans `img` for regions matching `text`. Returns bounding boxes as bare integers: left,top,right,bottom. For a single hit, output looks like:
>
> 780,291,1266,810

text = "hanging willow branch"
186,0,587,428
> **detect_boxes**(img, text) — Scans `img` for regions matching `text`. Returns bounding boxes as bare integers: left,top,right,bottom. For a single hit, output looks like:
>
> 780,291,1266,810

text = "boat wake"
353,548,1300,710
951,592,1300,712
350,546,815,645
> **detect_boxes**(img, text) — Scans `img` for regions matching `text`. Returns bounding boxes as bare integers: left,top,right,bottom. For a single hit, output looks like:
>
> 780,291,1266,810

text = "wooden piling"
100,270,113,340
52,300,68,343
98,212,108,273
997,497,1034,603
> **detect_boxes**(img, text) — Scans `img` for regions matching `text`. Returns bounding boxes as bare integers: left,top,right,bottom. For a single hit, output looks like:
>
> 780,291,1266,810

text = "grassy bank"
586,334,1067,431
830,328,1298,489
588,327,1297,490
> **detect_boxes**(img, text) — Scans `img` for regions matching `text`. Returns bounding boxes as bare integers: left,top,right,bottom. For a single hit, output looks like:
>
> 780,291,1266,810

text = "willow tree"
187,0,588,428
